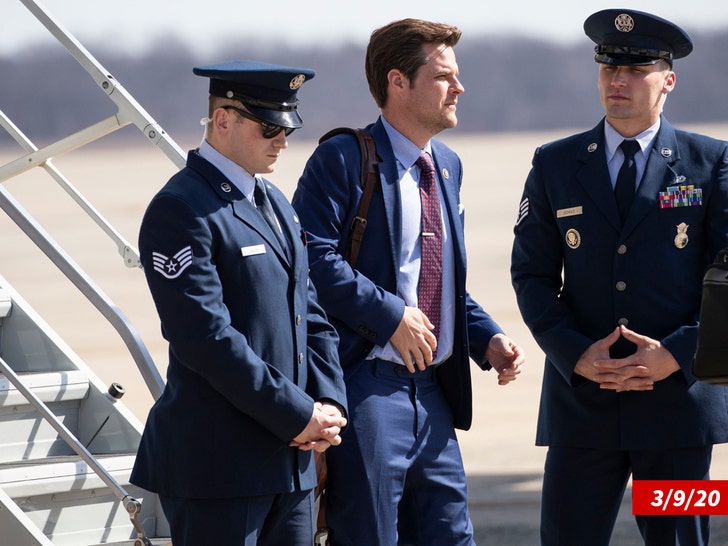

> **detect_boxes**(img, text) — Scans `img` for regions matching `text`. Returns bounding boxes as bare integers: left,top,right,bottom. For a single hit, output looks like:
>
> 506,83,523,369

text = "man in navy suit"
292,18,524,546
511,9,728,546
129,60,348,546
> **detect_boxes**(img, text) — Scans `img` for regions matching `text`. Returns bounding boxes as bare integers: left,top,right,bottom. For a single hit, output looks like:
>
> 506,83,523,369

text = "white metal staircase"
0,0,187,543
0,282,167,545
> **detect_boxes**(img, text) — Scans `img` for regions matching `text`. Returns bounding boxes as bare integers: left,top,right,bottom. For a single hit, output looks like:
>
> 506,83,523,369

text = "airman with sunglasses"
130,60,348,546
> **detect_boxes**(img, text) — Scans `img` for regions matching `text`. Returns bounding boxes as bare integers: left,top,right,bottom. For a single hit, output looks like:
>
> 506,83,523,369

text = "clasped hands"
575,325,680,391
290,401,347,452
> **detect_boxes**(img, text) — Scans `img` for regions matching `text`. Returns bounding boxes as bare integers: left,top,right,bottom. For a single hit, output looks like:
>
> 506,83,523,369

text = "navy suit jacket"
511,117,728,450
292,118,503,430
130,150,347,498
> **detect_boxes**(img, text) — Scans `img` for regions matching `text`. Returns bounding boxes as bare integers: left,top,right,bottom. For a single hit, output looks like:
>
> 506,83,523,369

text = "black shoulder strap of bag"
319,127,379,269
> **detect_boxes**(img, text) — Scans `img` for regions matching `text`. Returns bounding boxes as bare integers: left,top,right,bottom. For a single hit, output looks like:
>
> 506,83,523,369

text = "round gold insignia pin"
442,168,449,179
289,74,306,90
615,14,635,32
674,222,689,249
565,228,581,249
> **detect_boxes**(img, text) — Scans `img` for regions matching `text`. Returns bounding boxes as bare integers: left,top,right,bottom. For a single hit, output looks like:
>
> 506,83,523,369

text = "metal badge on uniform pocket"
674,223,689,249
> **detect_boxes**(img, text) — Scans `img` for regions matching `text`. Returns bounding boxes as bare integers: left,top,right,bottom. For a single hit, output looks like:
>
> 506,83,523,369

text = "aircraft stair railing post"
0,185,166,400
17,0,187,170
0,110,142,267
0,355,154,546
0,0,191,400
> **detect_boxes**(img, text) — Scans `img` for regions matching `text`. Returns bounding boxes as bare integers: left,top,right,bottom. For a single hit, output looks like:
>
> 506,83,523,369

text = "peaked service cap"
584,9,693,66
193,60,315,128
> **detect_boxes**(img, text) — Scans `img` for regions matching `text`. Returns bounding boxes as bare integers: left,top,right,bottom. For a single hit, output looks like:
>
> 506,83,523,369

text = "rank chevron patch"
515,197,530,226
152,246,193,279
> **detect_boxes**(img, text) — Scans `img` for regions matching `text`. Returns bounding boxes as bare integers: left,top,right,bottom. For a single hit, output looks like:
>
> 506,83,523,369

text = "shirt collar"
198,139,256,202
380,115,432,170
604,119,660,162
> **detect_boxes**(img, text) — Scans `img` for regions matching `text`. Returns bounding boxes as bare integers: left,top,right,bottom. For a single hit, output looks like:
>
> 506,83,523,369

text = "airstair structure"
0,0,184,543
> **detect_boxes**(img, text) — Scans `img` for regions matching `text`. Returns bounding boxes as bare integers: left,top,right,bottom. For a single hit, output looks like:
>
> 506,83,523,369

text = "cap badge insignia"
674,222,689,249
588,143,598,153
152,246,193,279
615,14,635,33
565,228,582,249
289,74,306,90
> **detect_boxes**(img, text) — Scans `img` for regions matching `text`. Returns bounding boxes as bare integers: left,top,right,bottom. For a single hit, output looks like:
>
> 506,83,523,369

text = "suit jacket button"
616,281,627,291
617,244,627,255
618,317,629,326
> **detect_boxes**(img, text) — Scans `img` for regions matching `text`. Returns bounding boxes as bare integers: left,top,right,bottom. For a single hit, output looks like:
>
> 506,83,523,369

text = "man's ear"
387,68,407,92
212,107,230,131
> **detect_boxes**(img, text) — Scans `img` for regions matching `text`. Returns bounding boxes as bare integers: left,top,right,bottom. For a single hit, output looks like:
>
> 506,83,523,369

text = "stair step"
0,454,169,545
0,370,90,407
0,371,92,463
0,454,136,498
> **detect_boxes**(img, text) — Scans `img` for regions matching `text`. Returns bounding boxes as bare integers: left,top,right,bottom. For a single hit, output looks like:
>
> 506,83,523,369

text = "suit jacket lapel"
371,119,402,275
431,143,465,265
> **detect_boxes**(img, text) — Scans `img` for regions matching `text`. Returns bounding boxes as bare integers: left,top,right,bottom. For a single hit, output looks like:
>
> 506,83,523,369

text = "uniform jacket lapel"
623,118,681,235
188,151,291,267
576,121,623,232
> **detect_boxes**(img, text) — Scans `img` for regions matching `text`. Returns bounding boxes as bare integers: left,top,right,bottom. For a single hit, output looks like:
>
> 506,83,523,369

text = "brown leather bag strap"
319,127,379,269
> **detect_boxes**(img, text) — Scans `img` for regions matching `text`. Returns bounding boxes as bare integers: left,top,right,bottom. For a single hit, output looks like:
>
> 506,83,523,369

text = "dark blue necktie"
254,178,287,252
614,140,640,223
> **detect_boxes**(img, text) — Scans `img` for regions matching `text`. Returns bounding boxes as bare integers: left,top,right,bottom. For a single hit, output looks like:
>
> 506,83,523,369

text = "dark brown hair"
365,18,461,108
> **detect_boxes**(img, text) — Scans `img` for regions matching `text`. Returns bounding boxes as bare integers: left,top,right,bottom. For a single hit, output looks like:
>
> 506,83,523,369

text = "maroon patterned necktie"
416,152,442,349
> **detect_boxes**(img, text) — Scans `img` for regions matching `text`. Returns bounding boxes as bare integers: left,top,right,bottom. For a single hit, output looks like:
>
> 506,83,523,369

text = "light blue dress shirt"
367,117,455,366
604,119,660,190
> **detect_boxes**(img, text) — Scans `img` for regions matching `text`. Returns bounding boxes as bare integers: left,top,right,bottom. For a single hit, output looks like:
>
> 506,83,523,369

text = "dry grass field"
2,124,728,543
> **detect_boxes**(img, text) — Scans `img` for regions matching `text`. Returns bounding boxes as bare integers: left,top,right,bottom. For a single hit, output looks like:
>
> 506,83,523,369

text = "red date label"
633,480,728,515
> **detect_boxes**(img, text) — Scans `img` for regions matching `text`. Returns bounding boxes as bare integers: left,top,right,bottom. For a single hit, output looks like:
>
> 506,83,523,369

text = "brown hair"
365,18,461,108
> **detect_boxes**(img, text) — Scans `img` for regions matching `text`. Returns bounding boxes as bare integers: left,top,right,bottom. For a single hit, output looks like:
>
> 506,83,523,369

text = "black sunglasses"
220,105,294,139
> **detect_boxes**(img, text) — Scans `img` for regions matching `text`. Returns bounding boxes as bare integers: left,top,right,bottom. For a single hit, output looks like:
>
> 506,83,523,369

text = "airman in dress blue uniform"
129,60,348,546
511,9,728,546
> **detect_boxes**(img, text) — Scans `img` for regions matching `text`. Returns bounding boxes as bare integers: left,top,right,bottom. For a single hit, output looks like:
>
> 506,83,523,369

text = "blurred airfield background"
3,0,728,543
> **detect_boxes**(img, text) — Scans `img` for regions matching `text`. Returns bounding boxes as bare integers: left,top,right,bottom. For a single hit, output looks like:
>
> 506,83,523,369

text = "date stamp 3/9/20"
632,480,728,515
